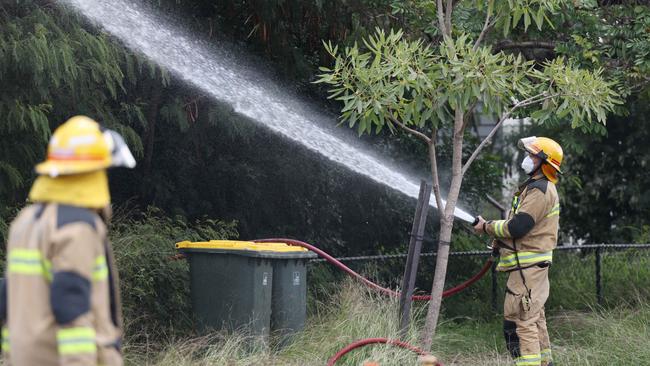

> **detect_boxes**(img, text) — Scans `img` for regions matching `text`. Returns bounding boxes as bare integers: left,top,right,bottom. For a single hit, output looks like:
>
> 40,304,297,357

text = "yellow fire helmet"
35,115,136,177
518,136,563,184
29,116,136,208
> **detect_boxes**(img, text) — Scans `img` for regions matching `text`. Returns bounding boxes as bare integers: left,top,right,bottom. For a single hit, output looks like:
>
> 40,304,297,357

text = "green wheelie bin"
176,240,314,344
268,248,317,346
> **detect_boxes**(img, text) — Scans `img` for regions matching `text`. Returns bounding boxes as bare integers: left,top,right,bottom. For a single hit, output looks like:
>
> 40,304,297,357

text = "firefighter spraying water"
326,136,562,365
474,136,563,366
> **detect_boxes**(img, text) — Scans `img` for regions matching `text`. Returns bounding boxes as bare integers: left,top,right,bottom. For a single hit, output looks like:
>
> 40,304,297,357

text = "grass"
124,280,650,366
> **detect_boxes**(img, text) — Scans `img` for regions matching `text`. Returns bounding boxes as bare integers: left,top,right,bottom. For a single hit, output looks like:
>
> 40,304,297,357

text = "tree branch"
462,102,477,132
516,93,560,108
473,12,494,51
428,128,445,216
493,40,556,53
445,0,454,36
461,110,512,177
436,0,448,37
388,115,432,144
460,92,557,176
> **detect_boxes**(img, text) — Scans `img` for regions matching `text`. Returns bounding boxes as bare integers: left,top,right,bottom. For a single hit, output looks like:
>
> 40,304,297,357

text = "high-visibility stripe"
92,256,108,281
546,203,560,218
7,249,52,280
515,354,541,366
494,220,507,237
515,359,541,366
541,348,552,361
48,153,106,161
511,196,520,212
2,327,9,353
499,251,553,265
497,251,553,270
57,327,96,355
546,209,560,217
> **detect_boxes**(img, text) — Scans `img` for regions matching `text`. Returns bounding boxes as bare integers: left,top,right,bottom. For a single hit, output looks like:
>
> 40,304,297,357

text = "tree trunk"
420,109,466,350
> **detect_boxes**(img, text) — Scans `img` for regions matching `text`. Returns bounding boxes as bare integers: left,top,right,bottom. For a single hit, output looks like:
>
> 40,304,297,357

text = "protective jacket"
1,203,122,366
485,174,560,272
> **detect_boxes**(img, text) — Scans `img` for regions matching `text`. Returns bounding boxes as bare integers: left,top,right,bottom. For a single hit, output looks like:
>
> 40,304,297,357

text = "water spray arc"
60,0,474,222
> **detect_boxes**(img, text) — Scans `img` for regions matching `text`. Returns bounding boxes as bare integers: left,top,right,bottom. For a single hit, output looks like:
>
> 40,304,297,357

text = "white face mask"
521,155,537,174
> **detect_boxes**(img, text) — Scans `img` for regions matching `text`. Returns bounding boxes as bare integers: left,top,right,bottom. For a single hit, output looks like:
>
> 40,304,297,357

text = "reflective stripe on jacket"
496,251,553,271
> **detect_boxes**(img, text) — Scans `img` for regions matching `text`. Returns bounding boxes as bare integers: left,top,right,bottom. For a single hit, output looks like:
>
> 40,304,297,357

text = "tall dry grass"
124,280,650,365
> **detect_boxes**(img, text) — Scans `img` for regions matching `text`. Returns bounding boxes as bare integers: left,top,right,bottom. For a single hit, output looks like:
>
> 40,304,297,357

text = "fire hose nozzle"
471,216,480,226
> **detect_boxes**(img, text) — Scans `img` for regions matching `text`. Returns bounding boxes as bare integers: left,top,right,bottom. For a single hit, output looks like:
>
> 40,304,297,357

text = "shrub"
109,206,238,341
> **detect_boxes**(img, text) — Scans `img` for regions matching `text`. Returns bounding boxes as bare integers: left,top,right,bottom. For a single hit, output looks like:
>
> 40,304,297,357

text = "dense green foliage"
0,3,163,203
547,4,650,243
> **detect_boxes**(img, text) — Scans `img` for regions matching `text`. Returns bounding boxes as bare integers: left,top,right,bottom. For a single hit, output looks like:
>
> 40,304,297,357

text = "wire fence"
310,243,650,308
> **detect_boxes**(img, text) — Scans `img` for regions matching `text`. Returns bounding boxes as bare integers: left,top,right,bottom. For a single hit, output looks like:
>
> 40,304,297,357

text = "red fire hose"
325,338,442,366
254,238,493,301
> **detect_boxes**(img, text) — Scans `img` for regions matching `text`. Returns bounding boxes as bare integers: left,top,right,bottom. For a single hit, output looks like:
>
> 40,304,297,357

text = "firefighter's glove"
473,216,486,234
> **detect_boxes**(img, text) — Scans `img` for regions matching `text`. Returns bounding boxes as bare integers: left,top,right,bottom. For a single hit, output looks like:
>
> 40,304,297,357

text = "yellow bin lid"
175,240,308,253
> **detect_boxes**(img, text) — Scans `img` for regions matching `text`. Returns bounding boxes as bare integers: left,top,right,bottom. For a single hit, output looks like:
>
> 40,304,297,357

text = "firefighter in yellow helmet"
1,116,135,365
474,137,563,366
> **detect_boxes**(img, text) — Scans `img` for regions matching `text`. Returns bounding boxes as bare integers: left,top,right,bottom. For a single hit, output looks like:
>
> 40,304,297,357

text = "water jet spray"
60,0,475,222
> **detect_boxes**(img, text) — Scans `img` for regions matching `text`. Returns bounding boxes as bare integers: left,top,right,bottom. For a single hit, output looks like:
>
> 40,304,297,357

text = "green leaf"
512,8,524,29
534,7,545,31
523,10,531,31
502,14,511,37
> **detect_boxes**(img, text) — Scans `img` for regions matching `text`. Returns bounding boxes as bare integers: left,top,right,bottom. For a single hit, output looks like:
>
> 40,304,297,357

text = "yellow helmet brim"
35,159,111,177
34,115,136,177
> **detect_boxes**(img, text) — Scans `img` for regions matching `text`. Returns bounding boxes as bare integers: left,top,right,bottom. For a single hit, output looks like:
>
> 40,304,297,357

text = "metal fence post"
595,246,603,306
398,181,431,336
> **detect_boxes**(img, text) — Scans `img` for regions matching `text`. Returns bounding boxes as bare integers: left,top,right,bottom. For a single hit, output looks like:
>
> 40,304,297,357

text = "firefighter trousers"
503,265,552,366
